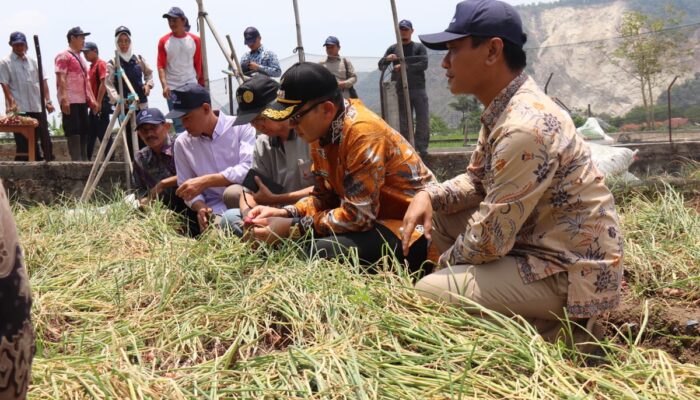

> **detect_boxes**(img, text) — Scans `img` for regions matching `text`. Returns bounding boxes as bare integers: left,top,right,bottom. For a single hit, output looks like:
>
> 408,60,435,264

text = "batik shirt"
240,46,282,78
424,73,623,318
285,99,436,241
132,136,176,198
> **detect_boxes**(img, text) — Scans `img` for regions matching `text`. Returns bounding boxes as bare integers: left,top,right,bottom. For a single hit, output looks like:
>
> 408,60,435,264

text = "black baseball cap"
67,27,90,40
163,7,186,19
262,62,339,121
115,26,131,37
419,0,526,51
323,36,340,46
9,32,27,46
82,42,98,52
165,83,211,119
244,27,260,45
136,108,167,129
399,20,413,30
233,75,280,126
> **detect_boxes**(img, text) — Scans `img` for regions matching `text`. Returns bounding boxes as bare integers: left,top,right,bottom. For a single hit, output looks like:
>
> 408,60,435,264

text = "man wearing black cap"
248,62,436,273
0,31,55,161
240,27,281,78
158,6,203,133
82,42,112,160
319,36,358,99
378,19,430,158
403,0,622,345
132,107,200,236
220,75,314,236
169,83,255,232
55,26,96,161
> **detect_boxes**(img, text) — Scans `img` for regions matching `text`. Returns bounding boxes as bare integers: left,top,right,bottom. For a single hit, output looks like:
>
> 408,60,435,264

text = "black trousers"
161,189,201,238
397,87,430,156
308,223,430,277
13,111,53,161
87,110,113,161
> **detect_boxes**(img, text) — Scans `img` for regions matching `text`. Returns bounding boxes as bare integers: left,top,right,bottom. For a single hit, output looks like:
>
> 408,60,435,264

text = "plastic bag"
587,142,638,177
576,118,614,145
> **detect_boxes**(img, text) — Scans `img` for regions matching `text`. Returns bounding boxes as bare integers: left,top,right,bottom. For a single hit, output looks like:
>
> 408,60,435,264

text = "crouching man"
402,0,623,343
221,75,315,236
132,107,199,236
248,62,436,273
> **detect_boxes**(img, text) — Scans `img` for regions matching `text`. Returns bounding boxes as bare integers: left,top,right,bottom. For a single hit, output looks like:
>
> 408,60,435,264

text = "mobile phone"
242,169,285,194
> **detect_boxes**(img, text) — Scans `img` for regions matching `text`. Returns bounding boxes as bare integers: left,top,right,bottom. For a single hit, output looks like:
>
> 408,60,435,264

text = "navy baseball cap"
419,0,526,50
262,62,339,121
163,7,186,19
323,36,340,46
9,32,27,46
233,75,280,126
244,27,260,45
115,26,131,37
82,42,98,52
136,108,167,128
67,27,90,40
399,20,413,30
165,83,211,119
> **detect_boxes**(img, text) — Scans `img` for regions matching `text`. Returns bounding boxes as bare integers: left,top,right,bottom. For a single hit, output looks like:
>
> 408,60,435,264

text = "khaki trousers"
418,208,572,339
222,184,244,209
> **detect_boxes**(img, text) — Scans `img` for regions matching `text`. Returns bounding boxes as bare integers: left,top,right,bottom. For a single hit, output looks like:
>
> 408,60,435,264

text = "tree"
610,7,693,129
449,95,482,145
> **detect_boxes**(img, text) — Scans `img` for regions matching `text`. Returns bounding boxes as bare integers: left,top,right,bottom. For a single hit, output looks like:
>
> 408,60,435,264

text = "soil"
606,293,700,364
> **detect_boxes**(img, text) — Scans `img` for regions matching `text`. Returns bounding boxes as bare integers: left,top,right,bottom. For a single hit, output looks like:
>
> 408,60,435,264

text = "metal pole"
292,0,306,62
196,0,210,89
389,0,415,146
225,34,245,84
667,75,679,144
33,35,53,161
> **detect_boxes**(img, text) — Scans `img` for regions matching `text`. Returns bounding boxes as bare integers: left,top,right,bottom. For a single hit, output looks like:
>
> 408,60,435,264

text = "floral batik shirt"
424,73,623,318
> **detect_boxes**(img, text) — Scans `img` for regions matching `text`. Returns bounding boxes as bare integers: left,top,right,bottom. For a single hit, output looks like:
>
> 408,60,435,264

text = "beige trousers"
222,184,244,210
418,207,573,338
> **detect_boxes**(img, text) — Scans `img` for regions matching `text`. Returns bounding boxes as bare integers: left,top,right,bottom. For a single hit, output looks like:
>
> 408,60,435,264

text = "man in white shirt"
168,83,256,232
158,6,203,133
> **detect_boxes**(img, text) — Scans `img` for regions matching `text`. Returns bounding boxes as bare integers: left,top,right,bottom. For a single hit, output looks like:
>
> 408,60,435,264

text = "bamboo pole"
292,0,305,63
81,103,122,201
226,34,245,84
196,0,210,89
200,13,243,83
114,51,131,191
389,0,415,146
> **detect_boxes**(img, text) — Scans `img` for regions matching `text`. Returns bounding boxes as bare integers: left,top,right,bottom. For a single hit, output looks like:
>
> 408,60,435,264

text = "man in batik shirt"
248,62,436,273
240,27,281,78
403,0,623,340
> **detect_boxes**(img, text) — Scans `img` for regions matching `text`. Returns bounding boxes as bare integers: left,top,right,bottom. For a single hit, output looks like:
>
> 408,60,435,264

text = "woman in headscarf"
0,179,34,399
106,26,155,157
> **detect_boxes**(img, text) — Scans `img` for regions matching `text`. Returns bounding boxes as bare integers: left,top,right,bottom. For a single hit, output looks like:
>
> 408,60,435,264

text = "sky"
0,0,556,113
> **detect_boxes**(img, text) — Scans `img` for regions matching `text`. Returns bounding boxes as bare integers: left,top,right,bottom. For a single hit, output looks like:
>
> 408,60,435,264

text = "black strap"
67,51,87,77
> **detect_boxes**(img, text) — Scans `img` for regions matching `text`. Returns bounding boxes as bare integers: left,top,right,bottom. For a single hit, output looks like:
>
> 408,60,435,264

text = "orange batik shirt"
284,99,436,245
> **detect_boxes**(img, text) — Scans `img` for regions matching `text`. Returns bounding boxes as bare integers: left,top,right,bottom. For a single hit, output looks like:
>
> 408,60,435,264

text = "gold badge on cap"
243,90,254,104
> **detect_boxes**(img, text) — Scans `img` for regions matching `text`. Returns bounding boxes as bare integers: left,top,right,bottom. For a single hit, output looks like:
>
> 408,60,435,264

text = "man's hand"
251,217,292,244
46,103,55,113
162,86,171,99
175,177,207,201
386,54,398,62
401,191,433,256
144,85,151,97
197,207,213,232
248,205,288,225
148,181,166,201
60,99,70,115
394,64,402,72
94,102,102,114
338,81,346,89
248,61,260,71
252,176,279,205
5,98,17,114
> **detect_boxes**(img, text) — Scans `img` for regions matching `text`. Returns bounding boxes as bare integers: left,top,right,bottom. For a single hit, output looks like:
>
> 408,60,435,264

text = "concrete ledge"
1,161,127,204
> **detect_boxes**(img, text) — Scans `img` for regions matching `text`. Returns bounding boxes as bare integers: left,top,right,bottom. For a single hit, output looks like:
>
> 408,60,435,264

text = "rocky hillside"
356,0,700,127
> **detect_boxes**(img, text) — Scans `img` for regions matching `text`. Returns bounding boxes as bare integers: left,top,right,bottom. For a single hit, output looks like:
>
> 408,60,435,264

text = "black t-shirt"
378,41,429,90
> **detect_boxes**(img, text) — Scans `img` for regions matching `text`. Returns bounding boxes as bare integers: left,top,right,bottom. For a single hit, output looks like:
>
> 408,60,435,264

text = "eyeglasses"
289,100,328,124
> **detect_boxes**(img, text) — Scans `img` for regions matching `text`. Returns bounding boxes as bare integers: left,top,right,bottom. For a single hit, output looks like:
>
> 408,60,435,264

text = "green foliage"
429,114,452,135
48,115,64,137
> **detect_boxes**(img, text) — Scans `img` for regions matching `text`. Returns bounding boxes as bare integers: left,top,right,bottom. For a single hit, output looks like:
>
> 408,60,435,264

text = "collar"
10,52,27,61
319,99,349,147
141,135,174,163
325,55,341,62
209,113,235,141
250,45,265,55
480,72,528,132
270,129,297,148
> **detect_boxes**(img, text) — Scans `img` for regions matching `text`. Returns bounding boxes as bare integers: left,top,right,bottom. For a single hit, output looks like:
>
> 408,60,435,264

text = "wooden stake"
389,0,415,146
196,0,210,89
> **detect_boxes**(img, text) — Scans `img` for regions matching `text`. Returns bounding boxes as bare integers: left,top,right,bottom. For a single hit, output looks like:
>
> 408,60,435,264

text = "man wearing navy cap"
0,31,56,160
169,83,256,232
82,42,113,160
240,27,281,78
55,26,96,161
402,0,622,347
319,36,358,99
158,6,203,133
378,19,430,158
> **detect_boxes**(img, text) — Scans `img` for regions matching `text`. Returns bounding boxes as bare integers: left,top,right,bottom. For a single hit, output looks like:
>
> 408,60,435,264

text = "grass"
13,184,700,398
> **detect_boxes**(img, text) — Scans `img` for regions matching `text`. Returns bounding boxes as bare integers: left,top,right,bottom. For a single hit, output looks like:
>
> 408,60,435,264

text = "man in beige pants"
402,0,623,344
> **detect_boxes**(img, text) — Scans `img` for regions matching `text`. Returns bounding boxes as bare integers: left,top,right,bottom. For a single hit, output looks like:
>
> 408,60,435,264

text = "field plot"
15,170,700,399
